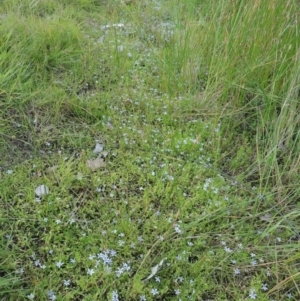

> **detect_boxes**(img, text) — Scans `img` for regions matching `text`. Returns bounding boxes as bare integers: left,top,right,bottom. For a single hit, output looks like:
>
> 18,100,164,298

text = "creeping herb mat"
0,0,300,300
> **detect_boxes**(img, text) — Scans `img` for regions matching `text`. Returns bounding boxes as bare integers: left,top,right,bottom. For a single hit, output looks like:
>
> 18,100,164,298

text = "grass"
0,0,300,300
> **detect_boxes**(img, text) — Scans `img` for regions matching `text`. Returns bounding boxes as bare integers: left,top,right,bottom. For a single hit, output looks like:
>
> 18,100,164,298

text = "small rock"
35,185,50,197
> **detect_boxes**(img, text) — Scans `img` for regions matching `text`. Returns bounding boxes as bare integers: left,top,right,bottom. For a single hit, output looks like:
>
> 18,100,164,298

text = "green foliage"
0,14,84,93
0,0,300,300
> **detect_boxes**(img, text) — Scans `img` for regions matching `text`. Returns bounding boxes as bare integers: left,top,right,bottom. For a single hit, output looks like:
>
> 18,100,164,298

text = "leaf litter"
86,157,106,171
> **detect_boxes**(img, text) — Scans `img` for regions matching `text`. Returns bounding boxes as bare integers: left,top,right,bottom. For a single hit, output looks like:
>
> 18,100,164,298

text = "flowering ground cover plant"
0,0,299,300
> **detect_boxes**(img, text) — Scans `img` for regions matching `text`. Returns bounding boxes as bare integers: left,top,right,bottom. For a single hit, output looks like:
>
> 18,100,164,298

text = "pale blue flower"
56,261,63,268
47,290,56,301
111,290,119,301
174,223,182,234
63,279,71,287
224,246,232,253
16,268,24,274
87,268,95,276
151,288,159,296
249,289,257,299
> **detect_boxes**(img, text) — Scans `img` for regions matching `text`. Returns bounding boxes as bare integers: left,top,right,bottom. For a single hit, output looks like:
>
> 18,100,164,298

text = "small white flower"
63,279,71,287
116,266,124,278
261,284,268,291
158,235,164,241
155,276,160,283
122,262,131,271
47,290,56,301
167,175,174,181
94,260,100,268
70,258,76,263
111,290,119,301
151,288,159,296
249,289,257,299
89,254,96,260
110,249,117,257
69,218,76,224
233,268,240,275
87,268,95,276
287,292,293,299
16,268,24,274
174,289,180,295
213,187,219,194
224,246,232,253
27,293,35,300
174,223,182,234
56,261,64,268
